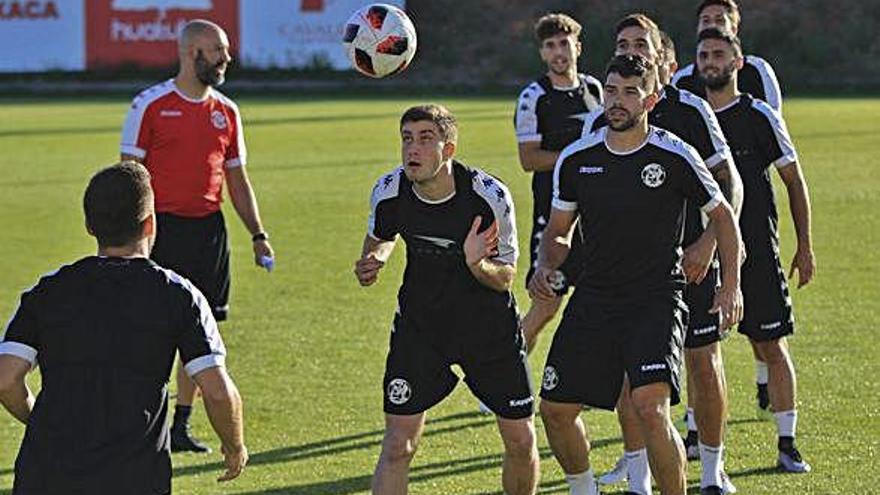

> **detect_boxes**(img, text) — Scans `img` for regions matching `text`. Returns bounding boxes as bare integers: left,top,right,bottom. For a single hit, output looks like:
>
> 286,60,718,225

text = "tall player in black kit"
514,13,603,355
355,105,539,495
531,55,743,495
697,28,815,475
588,15,742,495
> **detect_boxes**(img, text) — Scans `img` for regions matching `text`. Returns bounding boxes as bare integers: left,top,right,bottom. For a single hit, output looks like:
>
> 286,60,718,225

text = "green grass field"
0,95,877,494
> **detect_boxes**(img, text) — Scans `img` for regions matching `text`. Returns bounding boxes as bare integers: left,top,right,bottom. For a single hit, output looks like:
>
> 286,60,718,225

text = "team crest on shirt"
211,110,228,130
387,378,412,405
641,163,666,188
542,366,559,391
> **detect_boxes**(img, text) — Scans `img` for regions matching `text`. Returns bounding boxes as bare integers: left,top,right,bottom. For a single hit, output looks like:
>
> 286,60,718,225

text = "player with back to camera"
120,19,273,453
0,162,247,495
513,13,603,361
354,104,539,495
531,54,744,495
697,27,815,474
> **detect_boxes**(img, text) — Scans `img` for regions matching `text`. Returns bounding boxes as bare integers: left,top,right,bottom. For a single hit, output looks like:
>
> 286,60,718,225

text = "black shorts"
683,263,725,349
151,212,231,321
738,242,794,341
382,310,534,419
540,291,685,410
525,216,586,295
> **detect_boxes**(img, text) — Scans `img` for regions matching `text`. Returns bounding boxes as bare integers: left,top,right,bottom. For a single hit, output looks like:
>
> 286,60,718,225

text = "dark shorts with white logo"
382,310,534,419
737,243,795,342
683,264,725,349
525,215,585,295
151,211,231,321
540,291,685,410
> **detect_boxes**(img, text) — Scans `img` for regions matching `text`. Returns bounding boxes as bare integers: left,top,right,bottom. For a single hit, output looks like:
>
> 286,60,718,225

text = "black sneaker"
171,425,211,453
700,486,724,495
683,429,700,461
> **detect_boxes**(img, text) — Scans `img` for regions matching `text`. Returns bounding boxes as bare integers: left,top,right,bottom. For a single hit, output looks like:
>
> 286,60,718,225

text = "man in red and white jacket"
121,19,273,454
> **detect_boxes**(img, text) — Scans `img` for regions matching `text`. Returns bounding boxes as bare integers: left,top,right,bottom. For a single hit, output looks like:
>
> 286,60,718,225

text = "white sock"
699,442,723,488
775,409,797,438
755,360,769,385
625,449,651,495
686,407,698,432
565,468,598,495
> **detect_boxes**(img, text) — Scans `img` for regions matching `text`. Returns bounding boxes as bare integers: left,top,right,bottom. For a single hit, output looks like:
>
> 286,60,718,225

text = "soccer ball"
342,4,417,78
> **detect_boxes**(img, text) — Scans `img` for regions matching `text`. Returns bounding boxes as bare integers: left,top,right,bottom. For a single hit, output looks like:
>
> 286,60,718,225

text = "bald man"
121,20,273,453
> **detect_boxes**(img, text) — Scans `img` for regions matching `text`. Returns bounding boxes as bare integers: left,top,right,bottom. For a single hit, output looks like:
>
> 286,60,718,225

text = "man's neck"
606,119,650,154
547,70,578,89
174,72,210,101
706,81,739,110
413,161,456,201
97,241,150,259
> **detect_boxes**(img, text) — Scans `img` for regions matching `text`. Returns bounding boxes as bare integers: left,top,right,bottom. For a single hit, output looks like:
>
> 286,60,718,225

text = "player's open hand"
355,254,385,286
528,266,558,302
789,247,815,289
710,284,743,331
682,235,716,284
463,216,499,266
218,443,248,482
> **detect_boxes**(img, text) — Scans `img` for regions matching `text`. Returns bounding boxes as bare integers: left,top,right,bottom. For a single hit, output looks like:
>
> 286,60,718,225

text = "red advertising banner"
86,0,239,69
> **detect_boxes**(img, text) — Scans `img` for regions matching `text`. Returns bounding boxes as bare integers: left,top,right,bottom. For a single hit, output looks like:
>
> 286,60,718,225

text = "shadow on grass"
174,411,495,478
229,440,621,495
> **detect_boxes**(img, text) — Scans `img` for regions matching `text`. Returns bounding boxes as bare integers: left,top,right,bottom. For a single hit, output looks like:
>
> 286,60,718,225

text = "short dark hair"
83,161,154,247
659,30,677,65
697,0,741,28
605,54,657,92
615,13,662,54
400,104,458,143
534,13,582,42
698,27,743,57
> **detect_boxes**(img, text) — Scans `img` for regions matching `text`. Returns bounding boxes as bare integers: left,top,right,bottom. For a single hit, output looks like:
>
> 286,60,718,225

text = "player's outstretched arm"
192,366,248,482
463,216,515,292
0,355,34,424
355,234,396,287
528,208,576,301
225,166,275,269
707,201,744,330
777,161,815,288
683,159,744,284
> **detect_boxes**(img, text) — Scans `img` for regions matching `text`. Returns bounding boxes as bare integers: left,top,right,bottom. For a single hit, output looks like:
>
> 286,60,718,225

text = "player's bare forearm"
518,142,560,172
708,201,742,290
0,356,35,424
467,259,515,292
778,162,813,250
355,235,396,286
194,367,245,453
225,166,266,237
361,234,396,262
537,212,576,271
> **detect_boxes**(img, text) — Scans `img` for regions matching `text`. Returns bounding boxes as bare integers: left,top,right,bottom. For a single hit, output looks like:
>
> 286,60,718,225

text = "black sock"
172,405,193,431
778,435,795,452
757,383,770,409
685,429,699,445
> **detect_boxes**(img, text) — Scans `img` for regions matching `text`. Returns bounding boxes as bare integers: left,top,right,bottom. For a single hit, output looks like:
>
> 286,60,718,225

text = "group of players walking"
356,1,815,494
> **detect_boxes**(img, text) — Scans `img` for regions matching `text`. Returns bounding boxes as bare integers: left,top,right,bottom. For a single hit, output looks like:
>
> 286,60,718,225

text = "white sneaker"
597,454,628,485
778,447,812,473
720,470,737,493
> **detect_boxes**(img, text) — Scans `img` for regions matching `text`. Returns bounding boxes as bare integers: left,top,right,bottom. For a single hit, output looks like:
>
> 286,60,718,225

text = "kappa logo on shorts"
693,325,718,336
509,395,534,407
211,110,228,130
641,163,666,188
640,363,667,372
761,321,782,330
387,378,412,405
542,366,559,391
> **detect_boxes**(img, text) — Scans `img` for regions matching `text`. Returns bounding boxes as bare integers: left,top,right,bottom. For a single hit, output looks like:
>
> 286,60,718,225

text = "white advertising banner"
240,0,405,70
0,0,85,72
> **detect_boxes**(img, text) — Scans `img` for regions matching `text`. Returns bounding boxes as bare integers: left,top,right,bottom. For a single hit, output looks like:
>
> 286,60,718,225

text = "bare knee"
755,339,789,365
540,400,579,430
500,419,538,459
379,430,419,466
687,346,723,388
631,386,671,433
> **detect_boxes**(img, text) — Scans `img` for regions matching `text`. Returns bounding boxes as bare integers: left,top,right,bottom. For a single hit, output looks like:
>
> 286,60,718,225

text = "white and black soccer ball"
342,3,417,78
